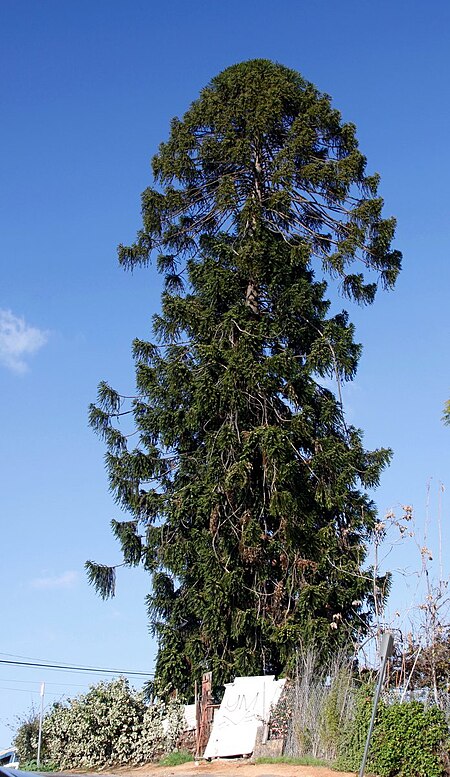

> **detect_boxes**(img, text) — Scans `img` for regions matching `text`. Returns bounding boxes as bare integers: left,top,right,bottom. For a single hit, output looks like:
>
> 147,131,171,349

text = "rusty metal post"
194,680,200,760
197,671,213,757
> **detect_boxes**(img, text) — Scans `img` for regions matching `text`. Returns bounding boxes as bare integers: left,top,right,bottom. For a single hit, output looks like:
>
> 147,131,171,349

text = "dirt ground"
110,759,356,777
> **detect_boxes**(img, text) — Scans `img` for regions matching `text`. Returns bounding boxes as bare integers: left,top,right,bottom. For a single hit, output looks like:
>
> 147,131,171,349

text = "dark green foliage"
85,559,116,598
89,60,400,697
336,682,374,770
338,689,449,777
13,705,46,764
118,60,401,301
369,702,449,777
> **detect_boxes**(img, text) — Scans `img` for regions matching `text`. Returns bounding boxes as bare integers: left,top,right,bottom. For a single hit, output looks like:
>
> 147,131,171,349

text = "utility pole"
37,681,45,769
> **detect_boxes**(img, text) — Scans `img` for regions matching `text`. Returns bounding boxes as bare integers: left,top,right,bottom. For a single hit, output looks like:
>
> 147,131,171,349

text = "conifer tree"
88,60,401,696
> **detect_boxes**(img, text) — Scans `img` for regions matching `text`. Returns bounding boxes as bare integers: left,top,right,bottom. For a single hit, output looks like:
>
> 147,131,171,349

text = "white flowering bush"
140,697,185,762
12,706,43,764
40,678,184,769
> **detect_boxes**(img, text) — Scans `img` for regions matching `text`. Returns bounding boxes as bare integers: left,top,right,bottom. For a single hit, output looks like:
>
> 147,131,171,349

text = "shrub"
13,705,46,764
336,682,374,771
369,701,449,777
140,696,185,763
337,689,449,777
44,678,146,768
39,678,184,769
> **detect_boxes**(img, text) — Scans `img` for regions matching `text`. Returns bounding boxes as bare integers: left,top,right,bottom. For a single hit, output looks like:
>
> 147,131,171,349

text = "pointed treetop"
119,59,401,304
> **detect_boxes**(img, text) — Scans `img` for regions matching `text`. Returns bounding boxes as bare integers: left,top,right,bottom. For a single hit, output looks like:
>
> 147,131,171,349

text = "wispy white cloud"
31,571,79,590
0,308,48,373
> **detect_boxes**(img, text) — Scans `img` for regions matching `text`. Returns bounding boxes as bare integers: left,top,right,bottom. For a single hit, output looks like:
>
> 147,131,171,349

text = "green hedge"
369,701,449,777
337,686,449,777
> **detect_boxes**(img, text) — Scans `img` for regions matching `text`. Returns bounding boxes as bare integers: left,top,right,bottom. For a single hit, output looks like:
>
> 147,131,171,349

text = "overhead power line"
0,677,95,688
0,686,64,696
0,658,153,677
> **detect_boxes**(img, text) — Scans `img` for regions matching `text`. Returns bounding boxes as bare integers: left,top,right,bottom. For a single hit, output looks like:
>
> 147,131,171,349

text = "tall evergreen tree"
88,60,401,697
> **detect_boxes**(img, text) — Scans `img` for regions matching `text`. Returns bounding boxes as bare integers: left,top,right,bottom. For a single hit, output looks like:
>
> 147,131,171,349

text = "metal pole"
262,680,268,744
37,681,45,769
358,633,394,777
194,680,199,760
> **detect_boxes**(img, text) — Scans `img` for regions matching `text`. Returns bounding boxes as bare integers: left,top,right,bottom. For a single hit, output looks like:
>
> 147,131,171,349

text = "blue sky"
1,0,450,748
